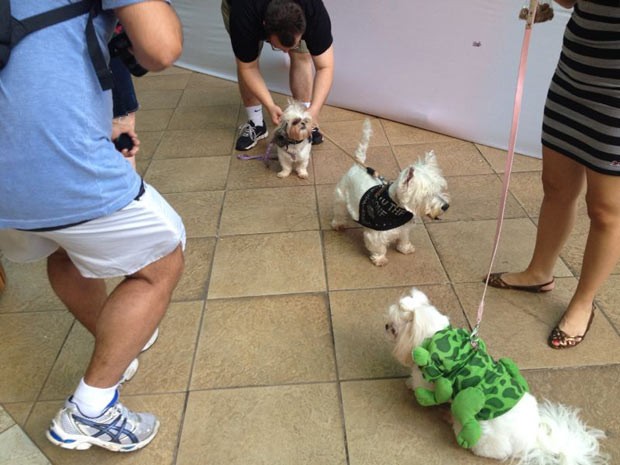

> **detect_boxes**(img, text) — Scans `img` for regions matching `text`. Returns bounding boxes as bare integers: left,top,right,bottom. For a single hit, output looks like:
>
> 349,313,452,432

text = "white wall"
173,0,572,158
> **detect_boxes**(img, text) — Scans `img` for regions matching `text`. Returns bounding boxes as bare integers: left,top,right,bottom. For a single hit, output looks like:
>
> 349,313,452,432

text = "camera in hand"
108,30,148,77
114,133,134,152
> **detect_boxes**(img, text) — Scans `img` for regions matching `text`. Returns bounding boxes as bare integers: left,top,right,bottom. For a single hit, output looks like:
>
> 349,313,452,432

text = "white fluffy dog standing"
331,119,450,266
385,288,608,465
273,100,313,179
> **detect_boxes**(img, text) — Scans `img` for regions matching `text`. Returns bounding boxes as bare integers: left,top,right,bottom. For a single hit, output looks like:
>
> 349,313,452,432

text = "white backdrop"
173,1,572,158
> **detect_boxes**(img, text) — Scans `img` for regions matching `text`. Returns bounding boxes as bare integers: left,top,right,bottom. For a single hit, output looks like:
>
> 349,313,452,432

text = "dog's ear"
408,288,430,306
404,167,415,186
424,150,438,167
399,296,415,311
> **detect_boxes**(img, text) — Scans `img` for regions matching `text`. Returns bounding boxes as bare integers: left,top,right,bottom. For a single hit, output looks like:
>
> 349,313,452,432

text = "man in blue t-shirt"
222,0,334,150
0,0,184,452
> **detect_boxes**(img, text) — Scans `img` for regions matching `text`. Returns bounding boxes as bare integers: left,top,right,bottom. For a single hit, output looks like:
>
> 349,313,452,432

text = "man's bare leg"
47,249,107,334
289,51,313,102
238,68,261,107
47,245,184,387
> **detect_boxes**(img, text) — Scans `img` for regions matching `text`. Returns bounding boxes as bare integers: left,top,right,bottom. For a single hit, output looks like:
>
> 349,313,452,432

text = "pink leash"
472,0,539,343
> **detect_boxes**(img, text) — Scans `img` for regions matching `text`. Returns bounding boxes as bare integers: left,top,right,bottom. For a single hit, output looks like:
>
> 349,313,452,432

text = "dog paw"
397,243,416,255
371,255,388,266
414,388,439,407
457,422,482,449
296,170,308,179
277,170,291,178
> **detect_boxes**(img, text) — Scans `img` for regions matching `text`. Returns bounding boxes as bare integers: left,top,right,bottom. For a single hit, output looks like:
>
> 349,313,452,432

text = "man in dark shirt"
222,0,334,150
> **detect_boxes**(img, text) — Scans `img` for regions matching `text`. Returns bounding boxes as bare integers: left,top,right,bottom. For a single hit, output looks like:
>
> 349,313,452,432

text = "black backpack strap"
10,1,93,46
2,0,113,91
85,5,113,90
0,0,10,43
0,0,13,66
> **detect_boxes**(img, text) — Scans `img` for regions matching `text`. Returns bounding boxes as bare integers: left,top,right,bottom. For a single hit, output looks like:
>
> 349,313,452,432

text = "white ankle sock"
302,101,311,108
71,378,118,418
246,105,263,126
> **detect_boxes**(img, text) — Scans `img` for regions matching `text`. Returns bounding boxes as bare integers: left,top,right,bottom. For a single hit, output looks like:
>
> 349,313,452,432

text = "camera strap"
0,0,113,90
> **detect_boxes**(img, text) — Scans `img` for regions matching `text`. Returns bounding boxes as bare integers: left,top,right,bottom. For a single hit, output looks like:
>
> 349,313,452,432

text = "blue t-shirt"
0,1,145,229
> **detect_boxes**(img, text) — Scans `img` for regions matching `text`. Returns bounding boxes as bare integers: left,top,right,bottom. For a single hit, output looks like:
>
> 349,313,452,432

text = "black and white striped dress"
542,0,620,175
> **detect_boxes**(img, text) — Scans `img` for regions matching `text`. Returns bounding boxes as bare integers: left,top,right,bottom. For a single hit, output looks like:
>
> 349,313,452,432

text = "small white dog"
273,100,313,179
385,288,608,465
331,119,450,266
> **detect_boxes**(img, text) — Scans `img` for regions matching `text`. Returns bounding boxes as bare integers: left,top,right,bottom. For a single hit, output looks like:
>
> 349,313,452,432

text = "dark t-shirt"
229,0,333,63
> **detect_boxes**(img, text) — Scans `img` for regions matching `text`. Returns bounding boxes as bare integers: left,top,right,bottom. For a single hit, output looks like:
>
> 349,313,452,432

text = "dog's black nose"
385,324,389,330
441,203,450,212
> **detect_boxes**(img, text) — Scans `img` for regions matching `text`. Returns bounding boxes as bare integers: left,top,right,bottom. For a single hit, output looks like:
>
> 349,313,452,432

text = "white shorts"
0,183,186,278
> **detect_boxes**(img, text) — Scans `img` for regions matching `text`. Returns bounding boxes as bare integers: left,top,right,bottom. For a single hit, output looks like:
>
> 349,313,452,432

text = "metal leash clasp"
365,167,387,186
469,325,480,350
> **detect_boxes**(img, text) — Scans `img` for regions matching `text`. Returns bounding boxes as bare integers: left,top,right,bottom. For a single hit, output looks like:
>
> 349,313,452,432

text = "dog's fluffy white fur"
273,100,313,179
331,119,450,266
385,288,608,465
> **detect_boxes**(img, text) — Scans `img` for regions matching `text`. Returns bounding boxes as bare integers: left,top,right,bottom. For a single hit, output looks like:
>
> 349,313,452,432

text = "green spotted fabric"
415,327,529,421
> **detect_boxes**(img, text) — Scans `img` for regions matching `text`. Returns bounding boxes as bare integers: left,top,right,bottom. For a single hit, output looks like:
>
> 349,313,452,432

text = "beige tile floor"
1,66,619,465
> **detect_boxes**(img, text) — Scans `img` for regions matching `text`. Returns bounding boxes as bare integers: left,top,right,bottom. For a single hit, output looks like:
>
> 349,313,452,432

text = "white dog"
385,288,608,465
331,119,450,266
273,100,313,179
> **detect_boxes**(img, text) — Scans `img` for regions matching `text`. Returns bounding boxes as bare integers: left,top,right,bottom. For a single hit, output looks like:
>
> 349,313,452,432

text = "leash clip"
469,325,480,350
365,166,388,185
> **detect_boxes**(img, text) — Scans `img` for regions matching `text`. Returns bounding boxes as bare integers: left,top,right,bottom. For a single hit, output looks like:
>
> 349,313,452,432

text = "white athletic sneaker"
142,327,159,352
119,328,159,384
120,359,139,384
46,392,159,452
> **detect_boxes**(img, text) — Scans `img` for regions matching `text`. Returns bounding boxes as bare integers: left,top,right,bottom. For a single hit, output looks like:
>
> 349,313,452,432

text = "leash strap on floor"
472,0,539,344
236,142,275,163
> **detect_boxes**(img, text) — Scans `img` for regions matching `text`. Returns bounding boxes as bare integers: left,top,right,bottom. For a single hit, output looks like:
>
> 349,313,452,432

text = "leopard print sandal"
548,307,595,350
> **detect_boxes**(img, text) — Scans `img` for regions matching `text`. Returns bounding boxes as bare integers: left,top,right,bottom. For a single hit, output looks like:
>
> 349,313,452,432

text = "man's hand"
112,113,140,169
267,104,283,126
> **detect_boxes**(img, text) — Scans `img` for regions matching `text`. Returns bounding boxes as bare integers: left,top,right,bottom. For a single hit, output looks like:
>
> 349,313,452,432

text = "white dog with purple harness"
273,100,313,179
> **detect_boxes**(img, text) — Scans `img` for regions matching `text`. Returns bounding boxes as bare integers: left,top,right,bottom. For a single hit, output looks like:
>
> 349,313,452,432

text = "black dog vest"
357,184,414,231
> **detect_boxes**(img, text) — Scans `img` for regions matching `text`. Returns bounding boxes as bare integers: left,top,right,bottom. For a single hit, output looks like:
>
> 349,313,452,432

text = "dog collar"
357,184,414,231
273,131,311,149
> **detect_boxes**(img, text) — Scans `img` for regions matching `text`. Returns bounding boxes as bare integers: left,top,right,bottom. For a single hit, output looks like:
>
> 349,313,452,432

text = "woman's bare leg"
557,168,620,336
499,147,585,287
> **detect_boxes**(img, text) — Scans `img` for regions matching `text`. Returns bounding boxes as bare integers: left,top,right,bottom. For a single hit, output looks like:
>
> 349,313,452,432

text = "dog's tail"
521,400,608,465
353,119,372,164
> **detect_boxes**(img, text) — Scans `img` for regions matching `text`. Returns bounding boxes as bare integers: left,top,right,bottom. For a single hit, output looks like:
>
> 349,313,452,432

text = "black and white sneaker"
236,120,268,151
311,127,324,145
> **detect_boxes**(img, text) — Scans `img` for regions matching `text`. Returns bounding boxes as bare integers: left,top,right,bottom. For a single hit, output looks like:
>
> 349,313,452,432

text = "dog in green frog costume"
385,288,607,464
413,326,529,448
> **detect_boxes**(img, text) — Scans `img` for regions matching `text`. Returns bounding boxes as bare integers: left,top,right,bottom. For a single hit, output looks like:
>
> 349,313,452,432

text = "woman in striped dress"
488,0,620,349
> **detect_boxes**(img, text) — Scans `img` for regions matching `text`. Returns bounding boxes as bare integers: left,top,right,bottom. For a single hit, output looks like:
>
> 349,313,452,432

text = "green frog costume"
412,327,530,449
